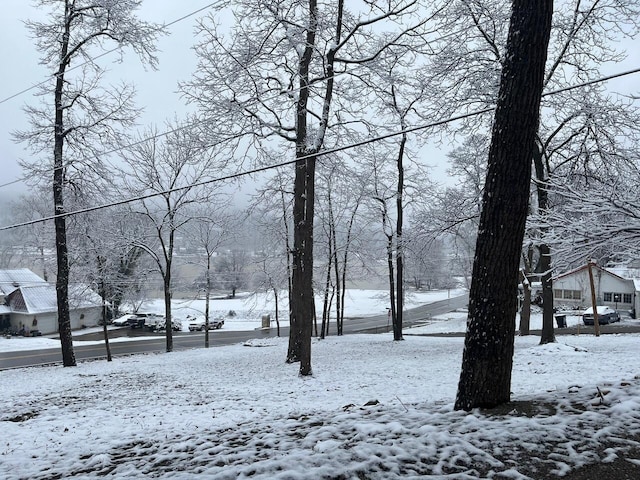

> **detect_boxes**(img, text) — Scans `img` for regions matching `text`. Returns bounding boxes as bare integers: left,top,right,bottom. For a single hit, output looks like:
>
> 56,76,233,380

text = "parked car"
152,317,182,332
112,314,134,327
583,306,620,325
127,313,162,329
188,316,224,331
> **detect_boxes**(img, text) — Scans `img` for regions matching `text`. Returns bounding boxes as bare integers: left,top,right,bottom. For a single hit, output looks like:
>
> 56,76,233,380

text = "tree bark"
53,0,76,367
519,269,531,336
538,244,556,344
455,0,553,411
205,254,211,348
533,145,556,344
394,124,407,341
101,294,112,362
386,232,397,331
287,0,318,376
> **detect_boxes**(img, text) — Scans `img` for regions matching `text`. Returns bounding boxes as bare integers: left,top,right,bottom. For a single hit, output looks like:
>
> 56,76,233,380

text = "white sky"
0,0,213,195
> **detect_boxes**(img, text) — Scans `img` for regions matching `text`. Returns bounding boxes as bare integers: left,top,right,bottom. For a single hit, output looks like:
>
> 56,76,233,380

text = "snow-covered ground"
2,289,640,479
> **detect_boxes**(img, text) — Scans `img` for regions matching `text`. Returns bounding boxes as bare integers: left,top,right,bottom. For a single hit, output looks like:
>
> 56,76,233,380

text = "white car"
188,316,224,331
582,306,620,325
112,314,134,327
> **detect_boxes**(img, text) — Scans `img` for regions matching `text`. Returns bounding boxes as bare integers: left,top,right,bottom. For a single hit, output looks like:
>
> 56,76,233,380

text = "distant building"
0,269,102,335
553,264,637,317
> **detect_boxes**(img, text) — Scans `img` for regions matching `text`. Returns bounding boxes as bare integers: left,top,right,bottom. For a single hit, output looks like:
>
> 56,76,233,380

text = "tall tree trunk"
298,154,316,375
519,245,535,335
321,253,331,339
519,269,531,335
97,259,112,362
386,233,397,330
533,145,556,344
287,0,318,376
273,287,280,337
205,254,211,348
332,216,341,336
101,293,112,362
538,243,555,343
53,2,76,367
394,122,407,341
455,0,553,411
339,202,359,334
163,227,174,352
164,269,173,352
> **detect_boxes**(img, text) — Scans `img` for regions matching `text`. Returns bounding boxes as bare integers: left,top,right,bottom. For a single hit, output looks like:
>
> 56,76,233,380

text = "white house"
553,264,637,317
0,269,103,335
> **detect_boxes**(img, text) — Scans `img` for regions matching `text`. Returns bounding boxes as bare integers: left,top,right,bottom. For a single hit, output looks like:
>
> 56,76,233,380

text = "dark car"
583,306,620,325
127,313,161,329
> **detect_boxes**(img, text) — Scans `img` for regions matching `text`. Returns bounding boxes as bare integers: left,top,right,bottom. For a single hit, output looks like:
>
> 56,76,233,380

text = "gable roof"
554,264,627,282
7,284,102,314
0,269,47,297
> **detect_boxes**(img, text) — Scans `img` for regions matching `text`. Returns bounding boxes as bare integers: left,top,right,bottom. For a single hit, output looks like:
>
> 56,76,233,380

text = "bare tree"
121,122,220,352
315,159,364,337
455,0,552,411
249,169,294,336
184,205,232,348
183,0,434,375
13,0,163,366
540,158,640,266
430,0,640,347
214,249,249,298
6,191,55,279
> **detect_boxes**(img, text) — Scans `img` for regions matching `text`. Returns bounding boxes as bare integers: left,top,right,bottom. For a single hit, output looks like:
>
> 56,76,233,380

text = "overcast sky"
1,1,639,206
0,0,214,198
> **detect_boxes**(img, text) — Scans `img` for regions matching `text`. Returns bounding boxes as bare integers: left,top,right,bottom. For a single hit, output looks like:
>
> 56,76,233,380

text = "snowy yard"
2,290,640,479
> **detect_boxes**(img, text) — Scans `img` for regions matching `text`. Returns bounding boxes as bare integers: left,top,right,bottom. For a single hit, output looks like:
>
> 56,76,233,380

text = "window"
562,290,581,300
623,293,632,304
604,292,612,302
553,289,562,299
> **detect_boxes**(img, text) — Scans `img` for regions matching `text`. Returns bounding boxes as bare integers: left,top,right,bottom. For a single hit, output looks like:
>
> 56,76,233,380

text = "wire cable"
2,63,638,192
0,19,480,190
0,1,218,106
2,64,640,230
0,107,494,232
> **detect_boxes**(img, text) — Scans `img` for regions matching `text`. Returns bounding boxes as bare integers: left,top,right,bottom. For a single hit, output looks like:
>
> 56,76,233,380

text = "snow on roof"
8,284,102,314
0,269,47,296
606,267,640,280
554,263,627,281
9,285,57,314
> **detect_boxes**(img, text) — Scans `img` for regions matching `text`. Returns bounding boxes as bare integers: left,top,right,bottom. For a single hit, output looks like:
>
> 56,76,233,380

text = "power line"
0,19,515,190
0,2,218,107
4,59,639,234
2,65,640,231
541,66,640,98
0,107,492,232
2,63,639,192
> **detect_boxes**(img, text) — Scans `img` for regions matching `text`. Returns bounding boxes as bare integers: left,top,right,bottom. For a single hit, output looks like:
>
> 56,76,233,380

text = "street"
1,294,469,370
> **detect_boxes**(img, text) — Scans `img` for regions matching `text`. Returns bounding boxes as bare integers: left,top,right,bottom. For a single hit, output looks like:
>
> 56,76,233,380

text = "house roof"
554,264,627,282
0,269,47,297
7,284,102,314
606,267,640,280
